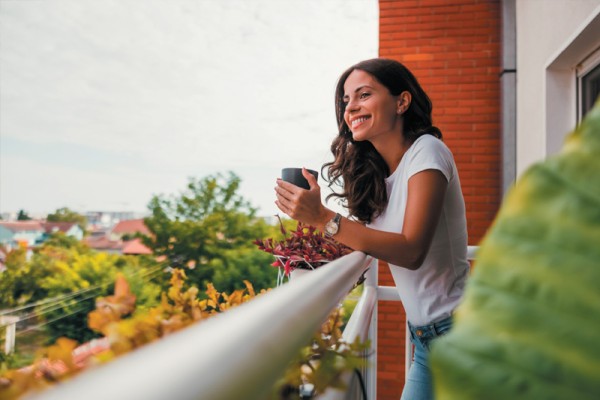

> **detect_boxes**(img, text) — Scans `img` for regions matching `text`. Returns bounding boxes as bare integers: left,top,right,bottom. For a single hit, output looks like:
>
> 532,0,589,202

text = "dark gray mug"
281,168,318,190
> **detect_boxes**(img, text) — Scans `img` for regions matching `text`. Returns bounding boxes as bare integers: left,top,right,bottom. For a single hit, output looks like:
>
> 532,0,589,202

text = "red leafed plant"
254,216,353,280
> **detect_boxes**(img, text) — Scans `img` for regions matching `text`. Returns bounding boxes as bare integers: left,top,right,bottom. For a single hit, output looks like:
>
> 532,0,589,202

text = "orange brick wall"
377,0,502,398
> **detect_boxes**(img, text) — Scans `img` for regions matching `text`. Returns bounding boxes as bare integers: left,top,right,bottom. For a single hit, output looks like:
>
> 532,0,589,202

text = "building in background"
84,211,146,231
109,219,150,241
376,1,599,398
42,222,84,241
0,221,45,248
110,218,152,255
0,221,85,249
514,0,600,175
84,218,152,255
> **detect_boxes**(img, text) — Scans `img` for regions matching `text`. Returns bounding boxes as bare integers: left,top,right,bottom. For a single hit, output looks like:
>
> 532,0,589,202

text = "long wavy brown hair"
323,58,442,224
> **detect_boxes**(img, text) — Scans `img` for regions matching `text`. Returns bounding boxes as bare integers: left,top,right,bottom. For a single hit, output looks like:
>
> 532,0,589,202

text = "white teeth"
351,117,369,128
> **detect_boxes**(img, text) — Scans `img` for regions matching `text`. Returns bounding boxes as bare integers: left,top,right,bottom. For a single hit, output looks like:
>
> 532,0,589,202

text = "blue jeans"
401,316,453,400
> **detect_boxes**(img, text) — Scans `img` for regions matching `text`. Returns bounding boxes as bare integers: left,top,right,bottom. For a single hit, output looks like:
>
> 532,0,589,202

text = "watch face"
325,220,338,236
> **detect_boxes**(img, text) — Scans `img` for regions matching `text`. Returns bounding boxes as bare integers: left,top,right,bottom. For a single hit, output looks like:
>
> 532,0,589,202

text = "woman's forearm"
316,211,426,270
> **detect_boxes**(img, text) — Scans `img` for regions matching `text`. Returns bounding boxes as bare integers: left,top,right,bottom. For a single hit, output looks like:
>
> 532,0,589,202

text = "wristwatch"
324,213,342,237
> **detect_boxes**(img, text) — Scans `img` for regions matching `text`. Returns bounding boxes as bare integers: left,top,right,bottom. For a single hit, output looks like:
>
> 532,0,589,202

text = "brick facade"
377,0,502,398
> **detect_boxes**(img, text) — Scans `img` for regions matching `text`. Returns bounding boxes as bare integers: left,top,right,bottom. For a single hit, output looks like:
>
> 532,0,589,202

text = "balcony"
24,247,477,400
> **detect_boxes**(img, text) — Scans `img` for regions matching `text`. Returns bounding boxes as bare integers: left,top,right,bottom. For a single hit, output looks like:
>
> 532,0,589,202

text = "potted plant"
254,216,354,285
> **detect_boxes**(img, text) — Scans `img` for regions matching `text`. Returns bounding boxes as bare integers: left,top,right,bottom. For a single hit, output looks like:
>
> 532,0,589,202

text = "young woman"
274,58,469,399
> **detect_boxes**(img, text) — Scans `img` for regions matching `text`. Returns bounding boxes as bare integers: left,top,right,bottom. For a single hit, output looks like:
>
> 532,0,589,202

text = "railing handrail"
32,251,372,400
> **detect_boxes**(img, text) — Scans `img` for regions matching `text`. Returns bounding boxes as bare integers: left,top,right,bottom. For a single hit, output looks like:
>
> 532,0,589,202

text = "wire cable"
4,291,104,328
14,262,166,336
15,303,95,338
1,263,164,317
16,265,163,324
0,264,166,329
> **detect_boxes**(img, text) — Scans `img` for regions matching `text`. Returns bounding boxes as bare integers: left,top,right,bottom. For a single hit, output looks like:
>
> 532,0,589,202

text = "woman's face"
342,69,403,144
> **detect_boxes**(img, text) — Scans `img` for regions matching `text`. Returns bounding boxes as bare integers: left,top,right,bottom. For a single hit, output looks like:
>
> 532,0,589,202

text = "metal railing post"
1,316,19,354
366,260,378,400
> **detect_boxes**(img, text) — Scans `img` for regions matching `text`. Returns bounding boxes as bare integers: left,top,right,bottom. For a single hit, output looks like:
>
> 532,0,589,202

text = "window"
578,47,600,122
581,63,600,117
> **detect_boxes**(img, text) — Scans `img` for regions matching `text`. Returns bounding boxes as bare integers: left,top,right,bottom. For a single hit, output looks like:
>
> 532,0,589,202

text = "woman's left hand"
275,168,330,226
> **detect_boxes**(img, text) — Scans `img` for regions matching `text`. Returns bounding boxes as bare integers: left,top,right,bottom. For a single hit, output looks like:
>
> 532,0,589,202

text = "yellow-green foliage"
430,101,600,399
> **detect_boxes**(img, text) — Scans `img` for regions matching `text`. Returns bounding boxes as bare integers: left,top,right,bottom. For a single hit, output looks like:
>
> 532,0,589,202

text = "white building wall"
516,0,600,176
66,225,85,241
12,230,43,247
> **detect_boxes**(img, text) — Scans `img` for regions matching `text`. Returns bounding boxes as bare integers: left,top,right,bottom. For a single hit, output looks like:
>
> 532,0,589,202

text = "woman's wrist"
318,208,337,232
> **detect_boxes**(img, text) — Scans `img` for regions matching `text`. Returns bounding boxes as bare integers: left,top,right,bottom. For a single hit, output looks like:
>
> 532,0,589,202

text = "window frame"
577,46,600,123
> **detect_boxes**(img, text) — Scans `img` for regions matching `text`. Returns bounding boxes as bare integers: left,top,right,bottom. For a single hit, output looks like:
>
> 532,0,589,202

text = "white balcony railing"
30,246,478,400
32,251,373,400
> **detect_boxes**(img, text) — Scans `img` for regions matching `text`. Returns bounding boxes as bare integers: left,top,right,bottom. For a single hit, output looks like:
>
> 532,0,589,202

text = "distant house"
42,222,84,241
121,238,152,255
0,247,7,272
84,211,140,230
112,219,152,256
85,219,152,255
83,235,125,255
110,219,150,241
0,221,45,248
0,220,86,251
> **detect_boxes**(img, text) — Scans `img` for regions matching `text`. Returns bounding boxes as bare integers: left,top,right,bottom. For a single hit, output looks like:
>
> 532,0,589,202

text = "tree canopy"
141,172,278,292
1,172,283,347
0,233,163,344
46,207,88,231
16,209,31,220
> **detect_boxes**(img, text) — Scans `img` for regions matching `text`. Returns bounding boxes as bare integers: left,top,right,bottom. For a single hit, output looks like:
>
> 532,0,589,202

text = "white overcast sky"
0,0,378,217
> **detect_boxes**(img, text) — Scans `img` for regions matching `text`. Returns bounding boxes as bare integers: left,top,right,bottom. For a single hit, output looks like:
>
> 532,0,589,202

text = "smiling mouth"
350,116,371,128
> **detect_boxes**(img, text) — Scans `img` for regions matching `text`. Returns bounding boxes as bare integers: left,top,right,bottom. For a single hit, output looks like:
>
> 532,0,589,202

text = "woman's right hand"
274,168,333,228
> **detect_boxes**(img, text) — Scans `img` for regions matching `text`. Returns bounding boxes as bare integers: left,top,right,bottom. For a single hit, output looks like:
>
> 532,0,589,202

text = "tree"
141,172,277,291
46,207,87,231
43,231,87,251
17,209,31,220
0,248,29,307
37,252,163,344
0,234,164,344
210,247,278,294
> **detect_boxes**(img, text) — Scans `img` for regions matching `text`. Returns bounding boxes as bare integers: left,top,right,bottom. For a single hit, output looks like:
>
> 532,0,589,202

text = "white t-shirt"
368,134,469,326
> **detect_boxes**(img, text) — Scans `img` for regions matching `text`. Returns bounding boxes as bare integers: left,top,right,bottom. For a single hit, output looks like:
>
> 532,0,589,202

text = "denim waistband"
407,315,453,340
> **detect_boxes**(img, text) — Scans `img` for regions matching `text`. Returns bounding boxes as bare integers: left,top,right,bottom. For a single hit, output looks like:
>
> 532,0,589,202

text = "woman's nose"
346,99,359,112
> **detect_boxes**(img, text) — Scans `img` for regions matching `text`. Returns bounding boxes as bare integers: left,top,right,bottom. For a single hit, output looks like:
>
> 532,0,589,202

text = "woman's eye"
360,92,370,99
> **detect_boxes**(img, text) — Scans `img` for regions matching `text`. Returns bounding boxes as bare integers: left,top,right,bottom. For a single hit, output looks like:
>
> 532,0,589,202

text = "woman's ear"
397,91,412,114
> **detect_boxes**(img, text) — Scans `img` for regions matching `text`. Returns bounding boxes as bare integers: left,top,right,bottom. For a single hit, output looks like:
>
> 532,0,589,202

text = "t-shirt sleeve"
406,135,454,182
